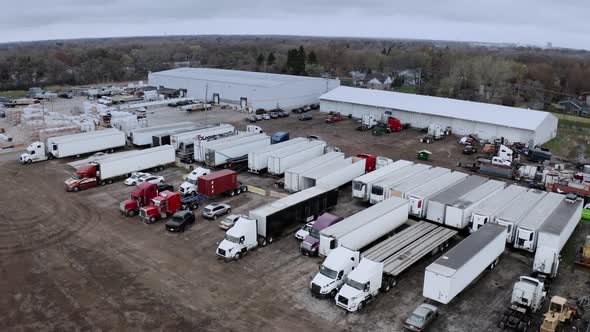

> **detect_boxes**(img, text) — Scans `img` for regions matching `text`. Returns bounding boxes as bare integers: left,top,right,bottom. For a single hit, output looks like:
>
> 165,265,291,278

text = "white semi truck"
20,129,126,164
493,189,547,243
443,179,506,229
425,175,488,225
179,167,211,196
368,164,432,204
407,171,469,219
351,160,413,201
513,192,565,253
284,152,346,192
469,185,528,233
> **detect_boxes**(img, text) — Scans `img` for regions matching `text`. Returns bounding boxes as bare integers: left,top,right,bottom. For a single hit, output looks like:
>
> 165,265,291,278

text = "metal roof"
517,192,565,231
151,68,333,88
538,200,583,235
320,86,556,131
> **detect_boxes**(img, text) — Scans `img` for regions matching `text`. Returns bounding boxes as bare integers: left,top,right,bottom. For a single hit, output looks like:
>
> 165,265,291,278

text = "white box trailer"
129,122,201,146
444,179,506,229
426,175,488,225
352,160,413,201
423,223,506,304
369,164,432,204
533,198,583,278
247,138,310,173
299,157,353,190
194,132,256,162
469,185,528,233
316,157,366,188
284,152,345,192
407,172,469,219
514,192,565,252
319,196,408,257
493,189,547,243
267,140,327,175
98,145,175,179
205,134,270,167
385,167,451,200
170,124,235,149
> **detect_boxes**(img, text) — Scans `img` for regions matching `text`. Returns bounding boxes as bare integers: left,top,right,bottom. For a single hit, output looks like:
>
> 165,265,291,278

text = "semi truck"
205,134,270,167
193,132,256,162
352,160,413,201
216,185,339,260
65,145,175,192
315,157,367,189
119,182,173,217
425,175,488,225
407,171,469,218
377,167,450,200
284,152,345,192
139,190,182,224
423,223,506,304
128,122,201,146
469,185,528,233
533,196,583,278
20,129,126,164
493,189,547,243
179,167,211,196
300,213,343,256
267,140,327,175
513,192,565,252
247,137,309,173
334,222,457,312
368,164,432,204
498,276,548,330
443,179,506,229
197,170,247,197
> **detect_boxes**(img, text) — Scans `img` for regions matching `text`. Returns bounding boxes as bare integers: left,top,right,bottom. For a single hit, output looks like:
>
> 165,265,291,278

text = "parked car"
246,115,257,123
279,110,289,117
269,111,279,119
165,210,195,232
310,103,320,110
202,203,231,219
262,114,271,120
136,175,165,185
218,214,241,230
255,114,263,121
167,101,179,107
124,172,151,186
403,304,438,331
157,183,174,192
299,113,313,121
295,221,315,240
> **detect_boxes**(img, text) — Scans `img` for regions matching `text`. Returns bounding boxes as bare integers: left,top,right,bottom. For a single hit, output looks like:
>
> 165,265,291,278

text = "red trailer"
197,169,247,197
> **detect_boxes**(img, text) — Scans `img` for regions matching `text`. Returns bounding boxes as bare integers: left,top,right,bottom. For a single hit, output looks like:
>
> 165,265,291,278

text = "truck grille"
217,248,226,256
139,210,147,217
337,296,348,306
311,283,321,294
180,187,185,193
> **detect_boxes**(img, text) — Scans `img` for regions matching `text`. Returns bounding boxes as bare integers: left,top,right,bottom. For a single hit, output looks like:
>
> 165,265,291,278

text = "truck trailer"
493,189,547,243
205,134,270,167
267,140,327,175
216,185,339,260
514,192,565,252
352,160,413,201
299,157,355,190
284,152,346,192
425,175,488,225
319,196,408,257
316,157,367,189
533,197,583,278
128,122,201,146
247,137,309,173
368,164,432,204
380,167,450,200
469,185,528,233
197,169,247,197
65,145,175,192
407,171,469,219
20,129,126,164
171,124,235,149
423,223,506,304
443,179,506,229
193,132,256,162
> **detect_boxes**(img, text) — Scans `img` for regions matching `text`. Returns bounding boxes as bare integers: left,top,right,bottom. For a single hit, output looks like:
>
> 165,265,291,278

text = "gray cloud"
0,0,588,49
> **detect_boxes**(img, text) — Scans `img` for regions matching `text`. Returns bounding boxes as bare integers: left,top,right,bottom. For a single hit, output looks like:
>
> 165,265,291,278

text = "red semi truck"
139,190,182,224
119,182,173,217
197,169,248,196
356,154,377,173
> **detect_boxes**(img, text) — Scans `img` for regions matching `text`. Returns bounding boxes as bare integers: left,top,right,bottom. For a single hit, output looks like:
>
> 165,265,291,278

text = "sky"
0,0,588,49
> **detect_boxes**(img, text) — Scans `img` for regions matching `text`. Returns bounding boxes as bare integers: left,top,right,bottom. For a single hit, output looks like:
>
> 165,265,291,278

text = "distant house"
558,99,590,117
395,69,422,86
357,73,393,90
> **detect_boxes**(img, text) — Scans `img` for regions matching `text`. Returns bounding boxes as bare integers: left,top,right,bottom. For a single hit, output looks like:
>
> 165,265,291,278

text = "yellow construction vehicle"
575,235,590,269
539,296,580,332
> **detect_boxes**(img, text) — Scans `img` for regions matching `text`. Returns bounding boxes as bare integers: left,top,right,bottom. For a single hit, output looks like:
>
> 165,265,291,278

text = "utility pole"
204,82,208,126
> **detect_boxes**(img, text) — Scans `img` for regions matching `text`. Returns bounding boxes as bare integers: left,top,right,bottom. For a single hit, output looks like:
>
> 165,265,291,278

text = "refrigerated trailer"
426,175,488,225
513,192,565,252
382,167,450,200
205,134,270,167
247,138,310,173
284,152,346,192
193,132,256,162
64,145,175,192
128,122,202,146
444,179,506,229
171,124,235,149
319,196,408,257
533,198,583,278
316,157,366,189
267,140,327,175
20,129,126,164
352,160,413,201
469,185,528,233
407,172,469,218
423,223,506,304
299,157,354,190
368,164,432,204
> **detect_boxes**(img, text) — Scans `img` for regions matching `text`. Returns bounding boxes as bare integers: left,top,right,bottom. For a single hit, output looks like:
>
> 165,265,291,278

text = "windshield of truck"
71,174,82,180
309,228,320,238
319,265,338,279
152,199,161,206
186,178,197,185
353,181,363,191
224,234,240,243
302,224,312,232
345,277,366,291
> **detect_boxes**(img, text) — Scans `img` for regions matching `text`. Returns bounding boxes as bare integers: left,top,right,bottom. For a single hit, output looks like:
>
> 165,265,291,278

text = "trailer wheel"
128,210,135,217
243,186,248,192
106,179,113,184
236,188,241,195
268,237,273,244
190,203,198,210
229,190,235,197
260,238,267,247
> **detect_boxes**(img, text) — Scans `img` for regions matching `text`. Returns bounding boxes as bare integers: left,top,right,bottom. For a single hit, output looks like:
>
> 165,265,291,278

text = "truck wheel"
190,191,196,197
236,188,241,195
330,289,337,298
229,190,235,197
243,186,248,192
381,282,391,292
260,238,267,247
234,252,241,260
73,186,79,192
149,216,156,224
358,301,364,311
26,159,32,164
268,237,273,244
106,179,113,184
128,210,135,217
99,180,106,186
48,154,54,160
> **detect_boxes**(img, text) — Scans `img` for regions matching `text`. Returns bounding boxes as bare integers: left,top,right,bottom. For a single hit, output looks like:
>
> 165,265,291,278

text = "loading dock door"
213,93,220,104
240,97,247,109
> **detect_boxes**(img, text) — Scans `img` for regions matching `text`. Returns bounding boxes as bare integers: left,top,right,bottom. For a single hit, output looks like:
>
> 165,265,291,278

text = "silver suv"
202,203,231,220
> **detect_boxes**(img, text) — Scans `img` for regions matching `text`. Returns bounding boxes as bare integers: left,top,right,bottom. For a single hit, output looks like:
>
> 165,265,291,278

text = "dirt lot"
1,101,589,331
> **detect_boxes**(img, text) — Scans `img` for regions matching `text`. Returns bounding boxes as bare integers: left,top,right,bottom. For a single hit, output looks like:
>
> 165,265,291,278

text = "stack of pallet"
6,108,23,125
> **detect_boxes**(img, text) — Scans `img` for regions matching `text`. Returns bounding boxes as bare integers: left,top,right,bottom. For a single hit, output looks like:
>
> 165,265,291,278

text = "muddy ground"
1,102,589,331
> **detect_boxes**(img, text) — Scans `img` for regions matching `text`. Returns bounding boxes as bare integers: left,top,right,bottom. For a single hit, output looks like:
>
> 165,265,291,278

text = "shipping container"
444,179,506,229
493,189,547,243
267,140,327,175
423,223,506,304
514,192,565,252
386,167,450,199
197,169,238,196
284,152,345,192
407,172,469,218
369,164,432,204
205,134,270,167
129,122,202,146
352,160,413,201
193,132,257,162
247,137,309,173
469,185,528,233
316,157,367,189
426,175,488,224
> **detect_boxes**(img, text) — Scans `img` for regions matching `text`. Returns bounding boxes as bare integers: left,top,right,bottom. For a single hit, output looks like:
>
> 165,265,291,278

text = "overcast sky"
0,0,587,49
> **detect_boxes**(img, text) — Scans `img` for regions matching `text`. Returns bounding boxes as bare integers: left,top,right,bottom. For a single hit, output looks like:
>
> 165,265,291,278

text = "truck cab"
301,213,343,256
179,167,211,196
139,190,181,224
356,153,376,172
65,164,98,192
120,182,160,217
20,142,49,164
310,247,360,298
469,213,489,233
335,259,383,312
246,125,263,134
511,276,546,312
216,217,258,260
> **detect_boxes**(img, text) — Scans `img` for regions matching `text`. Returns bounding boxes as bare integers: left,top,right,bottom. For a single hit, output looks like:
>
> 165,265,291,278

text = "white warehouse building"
148,68,340,110
320,86,558,145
